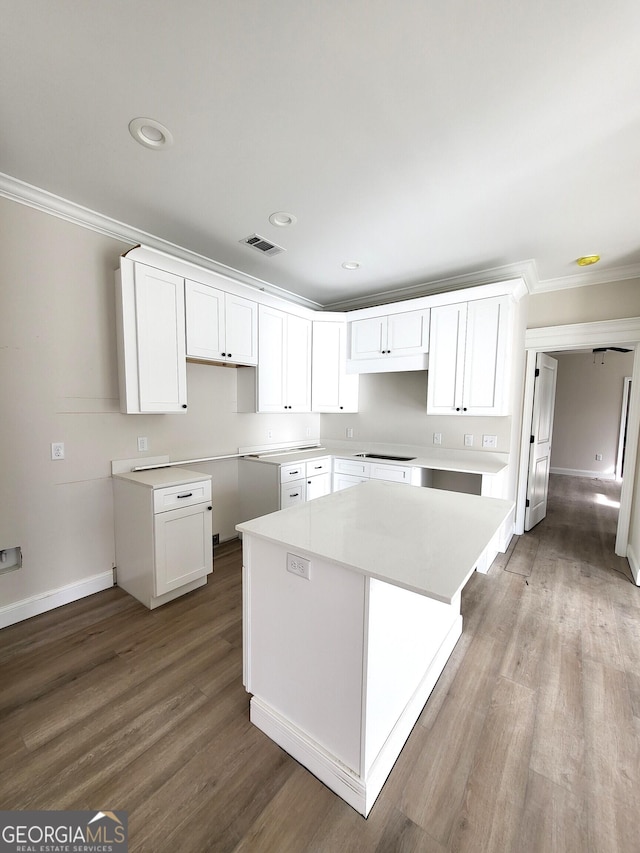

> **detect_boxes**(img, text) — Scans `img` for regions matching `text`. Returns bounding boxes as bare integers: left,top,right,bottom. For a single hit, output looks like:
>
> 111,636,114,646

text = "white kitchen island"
236,480,513,817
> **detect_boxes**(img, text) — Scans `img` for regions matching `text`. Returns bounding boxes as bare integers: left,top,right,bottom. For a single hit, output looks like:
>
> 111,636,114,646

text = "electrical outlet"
213,533,220,546
287,553,311,580
482,434,497,449
464,434,474,447
433,432,442,445
267,429,273,439
137,436,148,452
595,453,603,461
346,427,354,439
51,442,65,460
306,427,312,437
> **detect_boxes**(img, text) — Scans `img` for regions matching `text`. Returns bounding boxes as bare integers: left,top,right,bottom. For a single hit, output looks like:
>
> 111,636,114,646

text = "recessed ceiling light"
268,211,297,227
342,261,361,270
128,117,173,150
576,254,600,266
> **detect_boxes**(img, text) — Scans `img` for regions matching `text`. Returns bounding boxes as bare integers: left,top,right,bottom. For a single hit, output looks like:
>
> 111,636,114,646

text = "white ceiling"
2,0,640,308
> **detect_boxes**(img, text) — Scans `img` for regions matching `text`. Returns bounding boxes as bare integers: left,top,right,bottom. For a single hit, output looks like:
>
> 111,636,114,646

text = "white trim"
532,263,640,293
626,543,640,585
550,467,616,480
517,317,640,560
0,172,320,311
249,615,462,817
0,571,114,630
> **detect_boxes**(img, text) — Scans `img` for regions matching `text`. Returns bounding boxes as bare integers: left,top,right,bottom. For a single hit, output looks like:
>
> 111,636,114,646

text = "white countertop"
236,480,514,604
241,442,509,476
112,466,211,489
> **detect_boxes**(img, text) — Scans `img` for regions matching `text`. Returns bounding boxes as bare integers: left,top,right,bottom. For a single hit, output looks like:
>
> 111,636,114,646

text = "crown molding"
533,263,640,293
323,259,536,311
0,172,321,311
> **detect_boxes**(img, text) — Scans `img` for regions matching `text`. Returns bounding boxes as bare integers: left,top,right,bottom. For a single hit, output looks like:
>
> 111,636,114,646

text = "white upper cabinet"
312,321,359,413
185,280,257,366
427,296,511,416
257,305,312,412
347,309,429,373
115,260,188,414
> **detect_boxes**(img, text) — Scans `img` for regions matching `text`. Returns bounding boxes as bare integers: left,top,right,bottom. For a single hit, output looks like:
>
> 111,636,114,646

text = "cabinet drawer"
332,473,369,492
281,481,306,507
153,480,212,513
280,463,306,483
333,458,371,477
369,464,413,484
305,457,330,477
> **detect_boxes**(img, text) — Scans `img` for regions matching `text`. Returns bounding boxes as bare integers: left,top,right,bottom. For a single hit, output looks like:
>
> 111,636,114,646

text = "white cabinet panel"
257,306,311,412
312,321,359,412
387,310,430,356
154,502,212,596
306,472,331,500
350,317,387,360
280,481,306,507
116,260,187,414
427,296,510,416
185,280,257,366
348,309,429,374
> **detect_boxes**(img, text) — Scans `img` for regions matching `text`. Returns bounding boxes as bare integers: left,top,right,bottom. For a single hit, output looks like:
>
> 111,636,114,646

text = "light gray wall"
528,278,640,327
550,351,633,476
320,371,512,452
0,196,320,613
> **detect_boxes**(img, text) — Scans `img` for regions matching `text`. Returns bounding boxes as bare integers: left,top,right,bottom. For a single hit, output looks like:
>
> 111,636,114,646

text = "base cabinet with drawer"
113,467,213,609
239,456,331,520
332,457,429,491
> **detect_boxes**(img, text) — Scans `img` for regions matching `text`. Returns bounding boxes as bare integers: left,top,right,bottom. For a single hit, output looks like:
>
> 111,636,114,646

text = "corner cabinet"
312,321,359,412
115,259,188,413
185,280,258,366
427,296,511,416
257,305,312,412
347,309,429,374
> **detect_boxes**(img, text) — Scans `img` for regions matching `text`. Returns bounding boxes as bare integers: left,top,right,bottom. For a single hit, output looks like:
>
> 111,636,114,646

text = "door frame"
515,317,640,558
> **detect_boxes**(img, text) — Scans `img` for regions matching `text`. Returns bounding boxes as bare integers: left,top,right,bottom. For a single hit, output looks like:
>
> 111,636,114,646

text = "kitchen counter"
237,479,513,603
238,481,513,816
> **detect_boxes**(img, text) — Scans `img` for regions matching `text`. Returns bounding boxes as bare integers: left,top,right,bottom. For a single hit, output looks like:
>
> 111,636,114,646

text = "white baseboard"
550,467,616,480
626,543,640,586
0,571,114,629
250,615,463,817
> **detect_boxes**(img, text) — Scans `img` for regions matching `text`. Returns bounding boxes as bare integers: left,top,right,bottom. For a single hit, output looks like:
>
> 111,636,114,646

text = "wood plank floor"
1,475,639,852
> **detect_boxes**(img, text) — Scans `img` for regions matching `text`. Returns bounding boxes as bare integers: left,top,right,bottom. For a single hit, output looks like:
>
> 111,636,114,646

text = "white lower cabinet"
113,468,213,609
239,456,331,521
332,457,427,490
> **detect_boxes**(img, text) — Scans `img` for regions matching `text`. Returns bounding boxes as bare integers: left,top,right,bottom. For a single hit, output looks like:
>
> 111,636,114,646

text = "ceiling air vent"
240,233,286,257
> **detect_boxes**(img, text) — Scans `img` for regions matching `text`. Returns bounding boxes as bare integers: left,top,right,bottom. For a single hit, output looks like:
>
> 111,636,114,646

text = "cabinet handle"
291,492,299,497
228,353,232,357
207,506,212,510
177,492,193,499
182,404,187,409
339,406,344,409
456,407,461,411
222,352,227,357
314,465,322,469
290,470,299,475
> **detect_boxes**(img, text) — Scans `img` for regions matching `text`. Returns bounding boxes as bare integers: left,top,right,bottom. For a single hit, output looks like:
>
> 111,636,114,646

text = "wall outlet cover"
482,434,497,448
287,552,311,580
433,433,442,445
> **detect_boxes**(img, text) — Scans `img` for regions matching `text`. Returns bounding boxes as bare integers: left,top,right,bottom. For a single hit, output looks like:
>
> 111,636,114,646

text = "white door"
184,280,224,360
225,293,258,365
386,310,429,357
525,353,558,530
135,263,187,412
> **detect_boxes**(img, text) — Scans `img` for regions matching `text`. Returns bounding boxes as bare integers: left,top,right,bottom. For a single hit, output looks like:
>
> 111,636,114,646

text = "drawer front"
333,457,371,477
369,464,413,484
332,473,369,492
280,463,306,483
281,481,306,507
305,457,330,477
153,479,212,513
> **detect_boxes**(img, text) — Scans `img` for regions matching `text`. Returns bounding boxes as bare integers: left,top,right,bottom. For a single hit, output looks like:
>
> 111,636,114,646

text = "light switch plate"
464,434,474,447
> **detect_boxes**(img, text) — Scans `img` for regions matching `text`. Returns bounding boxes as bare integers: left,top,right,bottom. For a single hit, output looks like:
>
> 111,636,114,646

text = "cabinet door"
225,293,258,365
350,316,387,359
462,297,509,414
185,280,225,360
306,472,331,501
285,313,312,412
257,305,287,412
426,303,466,414
386,310,429,357
134,263,187,413
154,503,212,596
312,322,358,412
